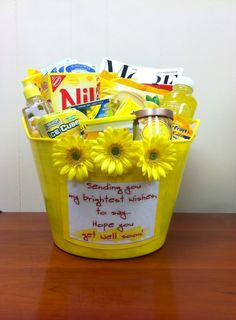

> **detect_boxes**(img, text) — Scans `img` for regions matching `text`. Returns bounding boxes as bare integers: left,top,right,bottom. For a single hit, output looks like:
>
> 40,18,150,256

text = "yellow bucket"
23,119,200,259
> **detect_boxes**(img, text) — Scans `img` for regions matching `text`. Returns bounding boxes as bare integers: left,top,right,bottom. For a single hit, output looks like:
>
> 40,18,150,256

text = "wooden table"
0,213,235,320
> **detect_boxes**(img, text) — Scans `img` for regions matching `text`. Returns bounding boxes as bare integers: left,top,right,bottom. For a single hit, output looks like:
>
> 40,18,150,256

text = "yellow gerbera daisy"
91,127,137,176
52,135,94,181
137,135,176,181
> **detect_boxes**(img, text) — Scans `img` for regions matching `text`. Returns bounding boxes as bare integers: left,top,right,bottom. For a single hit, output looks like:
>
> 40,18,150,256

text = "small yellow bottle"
161,76,197,121
22,78,52,137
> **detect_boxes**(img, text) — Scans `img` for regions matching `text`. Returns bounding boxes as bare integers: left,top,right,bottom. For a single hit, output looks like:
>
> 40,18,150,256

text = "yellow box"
41,73,100,112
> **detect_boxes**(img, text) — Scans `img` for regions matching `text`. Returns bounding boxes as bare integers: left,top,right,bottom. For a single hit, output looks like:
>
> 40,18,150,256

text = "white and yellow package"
99,71,169,105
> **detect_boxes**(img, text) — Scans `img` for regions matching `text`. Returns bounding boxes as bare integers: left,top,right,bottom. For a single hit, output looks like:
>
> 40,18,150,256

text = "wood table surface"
0,212,235,320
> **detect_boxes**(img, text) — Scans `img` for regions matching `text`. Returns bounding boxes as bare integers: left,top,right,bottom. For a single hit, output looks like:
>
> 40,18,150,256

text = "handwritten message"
67,181,159,244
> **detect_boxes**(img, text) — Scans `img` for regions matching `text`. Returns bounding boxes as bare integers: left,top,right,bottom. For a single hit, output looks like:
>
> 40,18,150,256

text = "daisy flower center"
69,148,81,162
110,145,122,158
149,150,158,161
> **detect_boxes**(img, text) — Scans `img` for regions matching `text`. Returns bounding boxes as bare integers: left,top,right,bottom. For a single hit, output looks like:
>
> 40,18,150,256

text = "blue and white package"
71,99,111,118
41,58,97,75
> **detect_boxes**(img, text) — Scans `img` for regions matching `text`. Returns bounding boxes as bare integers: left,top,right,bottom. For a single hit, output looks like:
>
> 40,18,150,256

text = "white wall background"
0,0,236,212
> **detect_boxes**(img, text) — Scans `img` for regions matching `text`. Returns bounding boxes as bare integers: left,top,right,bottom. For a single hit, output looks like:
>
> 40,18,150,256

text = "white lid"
172,76,194,88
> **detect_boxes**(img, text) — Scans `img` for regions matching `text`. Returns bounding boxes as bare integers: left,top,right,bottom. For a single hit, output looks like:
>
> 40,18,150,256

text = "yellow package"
37,109,87,139
100,71,169,107
99,71,118,98
41,73,100,112
172,115,193,140
114,98,142,116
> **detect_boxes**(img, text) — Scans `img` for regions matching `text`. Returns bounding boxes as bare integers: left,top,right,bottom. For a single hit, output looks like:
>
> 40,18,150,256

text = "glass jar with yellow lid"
133,108,173,140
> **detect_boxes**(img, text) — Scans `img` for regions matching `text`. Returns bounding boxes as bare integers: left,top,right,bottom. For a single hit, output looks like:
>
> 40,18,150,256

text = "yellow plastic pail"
23,119,200,259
